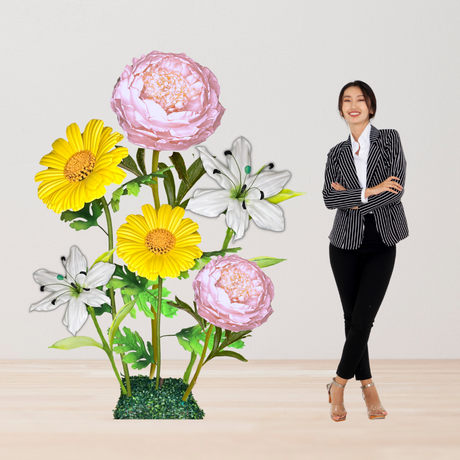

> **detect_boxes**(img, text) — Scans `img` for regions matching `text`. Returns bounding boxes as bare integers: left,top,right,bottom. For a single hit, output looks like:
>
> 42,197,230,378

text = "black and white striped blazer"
322,125,408,249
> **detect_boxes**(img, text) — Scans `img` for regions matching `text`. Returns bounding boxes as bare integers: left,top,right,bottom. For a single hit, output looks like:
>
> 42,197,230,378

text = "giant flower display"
35,120,128,213
193,254,275,332
110,51,225,151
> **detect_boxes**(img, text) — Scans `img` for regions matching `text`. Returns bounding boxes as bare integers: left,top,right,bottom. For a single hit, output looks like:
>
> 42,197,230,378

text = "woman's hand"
366,176,403,197
331,182,358,209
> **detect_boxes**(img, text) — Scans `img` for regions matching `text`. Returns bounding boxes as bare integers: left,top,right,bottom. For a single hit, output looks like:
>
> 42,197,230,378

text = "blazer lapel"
338,136,361,189
365,125,382,186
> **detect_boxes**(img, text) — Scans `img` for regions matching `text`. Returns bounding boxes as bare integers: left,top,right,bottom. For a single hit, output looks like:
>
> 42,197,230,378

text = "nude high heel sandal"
326,377,347,422
361,382,388,420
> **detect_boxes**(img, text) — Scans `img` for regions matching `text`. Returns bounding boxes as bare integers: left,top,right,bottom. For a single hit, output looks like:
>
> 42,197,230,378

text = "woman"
322,81,408,422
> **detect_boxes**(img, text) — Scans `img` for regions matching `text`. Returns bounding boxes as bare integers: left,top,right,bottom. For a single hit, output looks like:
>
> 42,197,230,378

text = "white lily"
187,136,291,240
30,246,116,335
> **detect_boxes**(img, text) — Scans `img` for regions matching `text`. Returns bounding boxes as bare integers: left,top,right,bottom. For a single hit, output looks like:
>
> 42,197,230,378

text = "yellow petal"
66,123,84,152
142,204,158,230
175,233,202,247
175,218,199,238
82,119,104,154
52,138,75,159
39,152,67,169
167,206,185,233
157,204,172,229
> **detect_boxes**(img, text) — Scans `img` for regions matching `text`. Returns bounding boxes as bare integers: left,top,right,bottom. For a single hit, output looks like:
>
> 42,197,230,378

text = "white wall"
1,0,459,361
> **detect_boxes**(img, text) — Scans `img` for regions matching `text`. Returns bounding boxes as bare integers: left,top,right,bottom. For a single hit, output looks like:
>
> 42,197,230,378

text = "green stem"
183,352,197,385
155,276,163,390
100,196,132,397
88,306,127,395
151,150,160,210
148,150,160,381
182,324,214,401
221,227,234,250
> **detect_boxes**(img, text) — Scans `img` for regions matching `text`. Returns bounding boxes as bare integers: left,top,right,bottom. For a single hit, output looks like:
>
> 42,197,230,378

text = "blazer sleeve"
359,130,406,215
322,148,363,210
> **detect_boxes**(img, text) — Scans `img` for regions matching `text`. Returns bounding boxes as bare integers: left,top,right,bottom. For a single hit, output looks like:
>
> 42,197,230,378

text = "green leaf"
136,148,147,175
210,327,222,357
108,297,137,348
228,339,245,349
49,336,103,350
140,287,177,319
60,199,103,231
177,270,190,280
106,264,156,297
179,198,190,209
176,157,207,205
126,181,140,196
111,171,174,212
188,248,242,273
248,257,286,268
158,161,176,207
168,296,206,330
169,152,189,186
118,154,143,177
175,325,206,355
266,189,306,204
91,248,116,268
91,301,112,317
215,350,248,362
190,256,212,271
112,327,155,370
135,291,156,319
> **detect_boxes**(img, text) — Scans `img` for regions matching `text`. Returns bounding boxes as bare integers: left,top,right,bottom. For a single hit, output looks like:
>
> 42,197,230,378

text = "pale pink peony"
193,254,275,332
110,51,225,151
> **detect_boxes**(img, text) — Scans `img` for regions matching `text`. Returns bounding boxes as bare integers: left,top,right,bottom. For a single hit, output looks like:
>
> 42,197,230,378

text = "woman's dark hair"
338,80,377,120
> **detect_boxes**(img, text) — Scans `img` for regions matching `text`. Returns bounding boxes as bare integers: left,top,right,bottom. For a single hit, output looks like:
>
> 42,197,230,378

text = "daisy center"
64,150,96,182
145,229,176,255
141,67,201,114
216,267,257,302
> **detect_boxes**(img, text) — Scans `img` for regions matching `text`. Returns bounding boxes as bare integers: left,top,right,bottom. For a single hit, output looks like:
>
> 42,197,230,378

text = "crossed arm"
323,131,406,213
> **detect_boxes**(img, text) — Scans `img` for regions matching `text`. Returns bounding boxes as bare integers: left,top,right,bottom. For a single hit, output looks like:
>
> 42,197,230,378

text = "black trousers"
329,214,396,380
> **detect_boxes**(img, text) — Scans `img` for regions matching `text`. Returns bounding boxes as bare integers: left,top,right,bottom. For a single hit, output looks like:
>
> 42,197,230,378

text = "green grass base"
113,375,205,419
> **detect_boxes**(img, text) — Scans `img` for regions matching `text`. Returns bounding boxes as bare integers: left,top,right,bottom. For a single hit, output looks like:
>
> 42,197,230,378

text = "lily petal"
30,289,71,311
187,189,232,217
79,289,111,308
196,146,238,190
84,262,116,288
246,198,285,232
225,199,249,241
248,170,291,198
66,246,88,280
227,137,251,184
33,269,67,292
63,297,88,335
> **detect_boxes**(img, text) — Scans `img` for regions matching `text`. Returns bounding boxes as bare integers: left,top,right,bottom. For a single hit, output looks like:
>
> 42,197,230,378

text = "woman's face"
340,86,372,125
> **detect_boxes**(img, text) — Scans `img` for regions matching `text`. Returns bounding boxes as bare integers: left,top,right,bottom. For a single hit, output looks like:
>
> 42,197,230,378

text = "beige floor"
0,359,459,460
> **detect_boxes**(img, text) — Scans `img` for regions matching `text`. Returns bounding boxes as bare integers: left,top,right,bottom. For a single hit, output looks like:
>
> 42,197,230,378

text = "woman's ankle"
335,375,348,386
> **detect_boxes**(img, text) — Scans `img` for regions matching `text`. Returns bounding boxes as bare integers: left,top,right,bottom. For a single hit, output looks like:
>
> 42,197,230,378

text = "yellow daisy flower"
35,119,129,213
117,204,203,280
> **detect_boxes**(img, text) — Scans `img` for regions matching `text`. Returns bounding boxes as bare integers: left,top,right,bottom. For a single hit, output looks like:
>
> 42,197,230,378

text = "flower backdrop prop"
31,50,305,419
